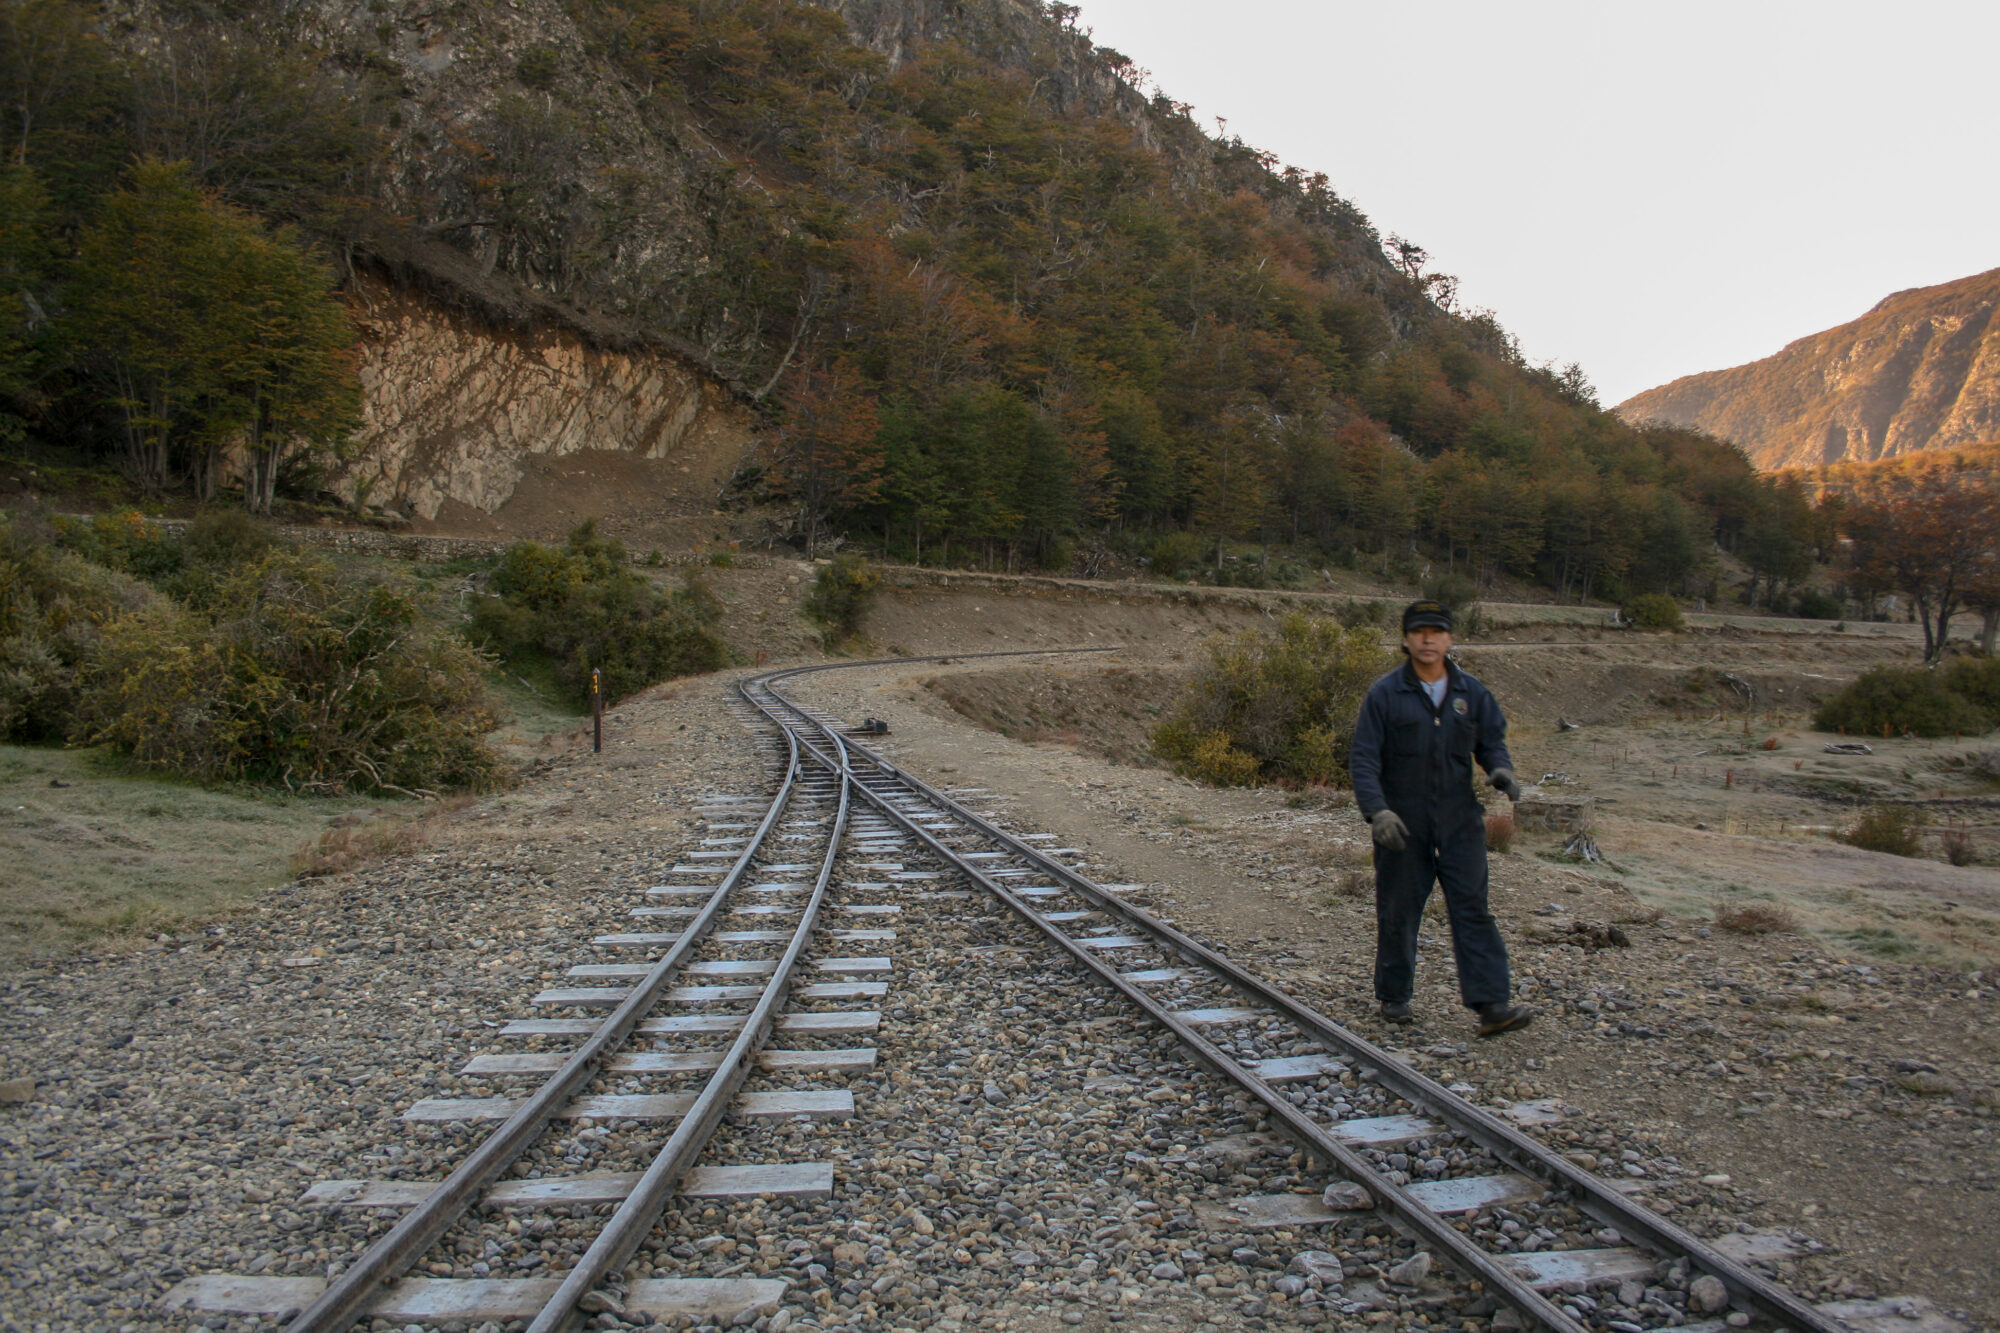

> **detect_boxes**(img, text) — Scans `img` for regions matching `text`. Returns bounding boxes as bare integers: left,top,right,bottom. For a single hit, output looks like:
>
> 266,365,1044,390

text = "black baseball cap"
1402,600,1453,633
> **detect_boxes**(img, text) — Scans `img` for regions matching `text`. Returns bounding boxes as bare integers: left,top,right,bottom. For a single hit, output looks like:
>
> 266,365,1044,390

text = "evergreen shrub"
1422,571,1478,616
50,510,185,584
81,551,504,795
1793,588,1844,620
1941,827,1978,866
801,554,881,647
1336,599,1390,630
1146,531,1208,580
1625,594,1684,630
1812,667,1990,738
1942,657,2000,726
516,46,560,90
470,521,726,701
1211,559,1271,589
0,517,158,742
1152,613,1391,787
180,508,275,568
52,507,277,605
1839,805,1926,858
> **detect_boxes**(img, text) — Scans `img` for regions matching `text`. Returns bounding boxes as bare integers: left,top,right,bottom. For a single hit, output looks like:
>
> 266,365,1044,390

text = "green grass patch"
1828,926,1922,959
490,654,588,718
0,744,382,962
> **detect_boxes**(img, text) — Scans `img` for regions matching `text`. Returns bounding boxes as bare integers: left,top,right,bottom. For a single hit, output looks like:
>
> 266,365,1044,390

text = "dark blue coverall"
1349,660,1516,1011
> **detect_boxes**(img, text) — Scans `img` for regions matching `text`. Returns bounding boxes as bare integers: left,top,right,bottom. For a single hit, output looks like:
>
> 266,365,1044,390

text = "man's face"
1403,625,1452,667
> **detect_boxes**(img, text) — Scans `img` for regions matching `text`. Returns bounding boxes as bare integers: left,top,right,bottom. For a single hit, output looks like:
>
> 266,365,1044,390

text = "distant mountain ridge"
1615,268,2000,470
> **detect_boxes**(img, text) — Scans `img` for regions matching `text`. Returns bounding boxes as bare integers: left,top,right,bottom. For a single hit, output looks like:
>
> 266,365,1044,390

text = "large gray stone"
1289,1251,1344,1285
1689,1273,1729,1314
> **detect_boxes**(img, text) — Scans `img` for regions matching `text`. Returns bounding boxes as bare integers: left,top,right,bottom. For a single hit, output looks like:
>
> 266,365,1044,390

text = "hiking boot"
1476,1003,1533,1037
1378,1001,1413,1024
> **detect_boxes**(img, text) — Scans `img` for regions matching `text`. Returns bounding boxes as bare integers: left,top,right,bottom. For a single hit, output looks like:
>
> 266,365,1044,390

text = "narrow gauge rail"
747,658,1848,1333
164,705,883,1331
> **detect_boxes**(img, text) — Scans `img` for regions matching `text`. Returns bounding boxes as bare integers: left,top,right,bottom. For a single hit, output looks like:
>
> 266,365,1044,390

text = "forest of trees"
0,0,365,508
595,0,1844,605
1827,453,2000,659
0,0,1897,607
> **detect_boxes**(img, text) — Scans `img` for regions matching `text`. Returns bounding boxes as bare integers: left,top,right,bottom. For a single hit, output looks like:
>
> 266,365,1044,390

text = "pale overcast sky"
1072,0,2000,406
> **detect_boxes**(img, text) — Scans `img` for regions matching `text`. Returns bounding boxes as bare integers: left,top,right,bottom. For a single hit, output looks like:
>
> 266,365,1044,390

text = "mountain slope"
1615,268,2000,470
7,0,1799,600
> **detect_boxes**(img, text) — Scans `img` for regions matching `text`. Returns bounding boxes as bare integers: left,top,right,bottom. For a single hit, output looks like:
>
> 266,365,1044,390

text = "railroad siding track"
161,703,897,1330
754,659,1949,1333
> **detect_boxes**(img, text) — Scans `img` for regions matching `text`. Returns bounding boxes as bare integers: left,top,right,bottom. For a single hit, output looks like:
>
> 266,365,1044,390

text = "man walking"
1350,600,1532,1036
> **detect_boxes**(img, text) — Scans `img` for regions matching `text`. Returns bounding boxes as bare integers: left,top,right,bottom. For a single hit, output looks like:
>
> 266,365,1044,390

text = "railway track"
164,685,885,1330
157,653,1921,1333
747,658,1872,1333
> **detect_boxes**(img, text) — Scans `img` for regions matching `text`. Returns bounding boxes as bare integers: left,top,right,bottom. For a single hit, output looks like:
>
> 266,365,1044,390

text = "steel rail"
754,659,1844,1333
284,721,808,1333
525,682,857,1332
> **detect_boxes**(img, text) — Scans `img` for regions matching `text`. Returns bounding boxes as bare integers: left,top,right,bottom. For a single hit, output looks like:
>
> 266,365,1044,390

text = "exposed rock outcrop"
1616,268,2000,469
339,281,754,520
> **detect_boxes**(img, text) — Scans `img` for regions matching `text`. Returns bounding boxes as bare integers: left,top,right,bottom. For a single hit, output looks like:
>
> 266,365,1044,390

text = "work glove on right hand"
1369,809,1409,851
1487,767,1521,802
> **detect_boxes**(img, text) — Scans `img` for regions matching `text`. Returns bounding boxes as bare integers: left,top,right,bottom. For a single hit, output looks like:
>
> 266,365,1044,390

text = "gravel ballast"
2,667,1980,1333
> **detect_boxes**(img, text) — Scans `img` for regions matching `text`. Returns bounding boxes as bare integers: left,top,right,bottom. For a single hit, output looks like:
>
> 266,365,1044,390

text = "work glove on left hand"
1487,768,1521,802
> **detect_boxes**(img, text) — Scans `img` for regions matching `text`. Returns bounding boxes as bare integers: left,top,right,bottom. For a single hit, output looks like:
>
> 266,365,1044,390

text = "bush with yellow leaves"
1152,613,1391,787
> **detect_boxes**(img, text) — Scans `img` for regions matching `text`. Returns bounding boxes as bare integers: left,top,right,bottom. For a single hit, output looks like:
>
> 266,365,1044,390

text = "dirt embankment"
919,664,1184,765
1460,637,1912,727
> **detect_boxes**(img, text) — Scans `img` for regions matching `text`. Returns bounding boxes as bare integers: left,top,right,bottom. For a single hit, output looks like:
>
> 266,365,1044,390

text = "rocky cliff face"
1615,268,2000,469
340,281,753,520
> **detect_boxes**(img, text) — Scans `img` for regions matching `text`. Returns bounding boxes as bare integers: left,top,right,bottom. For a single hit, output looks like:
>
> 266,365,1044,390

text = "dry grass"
290,796,476,878
1941,827,1979,866
0,744,383,961
1613,904,1668,926
1485,812,1516,852
1798,987,1859,1012
1323,867,1373,901
1894,1071,1957,1097
1714,901,1801,935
